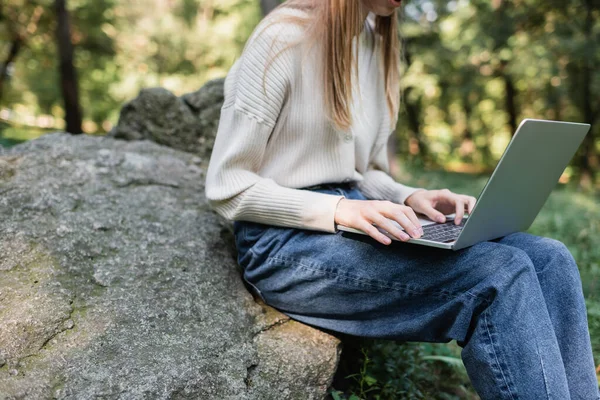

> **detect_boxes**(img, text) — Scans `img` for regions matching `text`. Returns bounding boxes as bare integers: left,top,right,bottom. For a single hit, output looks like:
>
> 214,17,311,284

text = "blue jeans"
233,183,599,400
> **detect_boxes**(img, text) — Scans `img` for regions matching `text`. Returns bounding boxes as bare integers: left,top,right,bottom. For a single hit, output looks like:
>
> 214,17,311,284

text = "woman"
205,0,599,398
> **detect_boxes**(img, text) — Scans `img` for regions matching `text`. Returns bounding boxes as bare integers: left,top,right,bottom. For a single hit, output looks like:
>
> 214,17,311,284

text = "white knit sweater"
205,8,423,233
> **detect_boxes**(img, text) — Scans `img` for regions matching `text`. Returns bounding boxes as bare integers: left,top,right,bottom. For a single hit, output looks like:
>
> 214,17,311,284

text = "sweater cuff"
217,178,348,233
302,191,346,233
331,195,346,233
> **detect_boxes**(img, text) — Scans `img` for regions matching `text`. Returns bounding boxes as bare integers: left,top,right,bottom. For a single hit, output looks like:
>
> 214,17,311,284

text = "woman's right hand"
334,199,423,245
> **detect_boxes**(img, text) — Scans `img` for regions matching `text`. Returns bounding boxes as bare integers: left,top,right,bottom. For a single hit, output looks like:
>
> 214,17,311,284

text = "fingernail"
437,216,445,223
400,232,410,241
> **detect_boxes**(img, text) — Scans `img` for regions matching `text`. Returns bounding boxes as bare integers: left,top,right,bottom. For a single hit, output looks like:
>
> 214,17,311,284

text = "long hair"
255,0,401,132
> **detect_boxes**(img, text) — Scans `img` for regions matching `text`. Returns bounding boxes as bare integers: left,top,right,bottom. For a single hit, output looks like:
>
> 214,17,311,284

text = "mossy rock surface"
0,133,340,399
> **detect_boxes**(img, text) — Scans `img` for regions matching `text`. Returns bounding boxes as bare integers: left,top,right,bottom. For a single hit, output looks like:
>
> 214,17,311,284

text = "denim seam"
241,246,267,302
465,289,492,305
535,337,550,399
246,245,261,261
287,262,384,293
484,307,517,400
267,254,487,302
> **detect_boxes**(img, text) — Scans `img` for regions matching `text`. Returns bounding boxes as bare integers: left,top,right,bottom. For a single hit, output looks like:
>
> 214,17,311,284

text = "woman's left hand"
404,189,477,225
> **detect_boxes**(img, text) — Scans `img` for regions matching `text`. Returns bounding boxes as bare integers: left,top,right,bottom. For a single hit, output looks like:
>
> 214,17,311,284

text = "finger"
454,197,465,225
458,195,476,214
391,211,421,239
401,206,422,232
457,196,471,205
358,219,396,245
379,204,421,237
420,204,446,224
371,212,413,240
466,196,476,214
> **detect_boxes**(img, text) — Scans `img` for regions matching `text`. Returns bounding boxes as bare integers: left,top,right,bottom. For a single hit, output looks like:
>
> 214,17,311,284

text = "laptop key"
419,220,466,242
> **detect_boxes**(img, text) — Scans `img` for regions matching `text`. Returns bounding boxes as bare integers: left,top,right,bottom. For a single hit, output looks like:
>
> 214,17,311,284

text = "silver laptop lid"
453,119,590,250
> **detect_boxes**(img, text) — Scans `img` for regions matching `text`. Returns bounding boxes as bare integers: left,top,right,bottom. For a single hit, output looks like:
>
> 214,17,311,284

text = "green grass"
0,122,57,148
331,162,600,400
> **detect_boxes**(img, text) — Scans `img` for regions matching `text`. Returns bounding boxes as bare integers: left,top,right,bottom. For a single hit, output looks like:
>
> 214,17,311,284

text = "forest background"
1,0,599,398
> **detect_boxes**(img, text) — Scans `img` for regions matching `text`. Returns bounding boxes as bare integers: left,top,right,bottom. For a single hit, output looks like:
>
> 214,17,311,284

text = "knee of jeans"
500,246,536,281
470,243,536,300
533,237,577,274
474,241,533,272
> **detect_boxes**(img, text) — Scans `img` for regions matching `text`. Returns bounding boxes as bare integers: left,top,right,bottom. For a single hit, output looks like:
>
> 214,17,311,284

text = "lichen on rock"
0,131,340,399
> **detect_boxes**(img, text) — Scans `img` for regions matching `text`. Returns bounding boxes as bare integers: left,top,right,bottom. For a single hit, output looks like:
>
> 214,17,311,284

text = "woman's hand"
334,199,424,245
404,189,477,226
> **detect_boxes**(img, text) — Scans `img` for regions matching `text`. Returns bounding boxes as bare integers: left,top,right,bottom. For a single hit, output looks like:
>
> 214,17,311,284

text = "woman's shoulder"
221,8,311,125
246,7,310,52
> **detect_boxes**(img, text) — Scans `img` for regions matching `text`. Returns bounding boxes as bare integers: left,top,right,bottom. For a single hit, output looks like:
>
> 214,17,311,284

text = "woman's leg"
492,232,599,400
234,186,572,399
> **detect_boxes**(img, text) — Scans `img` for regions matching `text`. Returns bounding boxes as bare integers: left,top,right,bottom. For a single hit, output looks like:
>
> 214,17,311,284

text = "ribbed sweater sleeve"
357,134,425,205
204,17,346,233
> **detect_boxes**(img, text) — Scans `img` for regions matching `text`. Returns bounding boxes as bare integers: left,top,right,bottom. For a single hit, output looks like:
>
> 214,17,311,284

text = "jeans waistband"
301,181,358,192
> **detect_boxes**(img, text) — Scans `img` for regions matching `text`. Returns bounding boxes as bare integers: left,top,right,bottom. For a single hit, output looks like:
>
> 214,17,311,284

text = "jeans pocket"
234,221,267,260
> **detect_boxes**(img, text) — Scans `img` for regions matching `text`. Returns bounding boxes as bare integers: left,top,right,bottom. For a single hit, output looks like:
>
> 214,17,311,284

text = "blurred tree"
573,0,599,187
1,0,598,186
0,35,22,103
55,0,82,133
0,0,45,104
394,0,599,185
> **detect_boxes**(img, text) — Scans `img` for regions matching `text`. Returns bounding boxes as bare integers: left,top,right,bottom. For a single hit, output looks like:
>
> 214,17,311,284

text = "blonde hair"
256,0,401,132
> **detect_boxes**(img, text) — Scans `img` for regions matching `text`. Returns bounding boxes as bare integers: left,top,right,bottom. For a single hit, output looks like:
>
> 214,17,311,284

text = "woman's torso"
223,8,391,189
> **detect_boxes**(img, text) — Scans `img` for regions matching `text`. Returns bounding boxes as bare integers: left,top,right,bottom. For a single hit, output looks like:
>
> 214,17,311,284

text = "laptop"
336,119,590,250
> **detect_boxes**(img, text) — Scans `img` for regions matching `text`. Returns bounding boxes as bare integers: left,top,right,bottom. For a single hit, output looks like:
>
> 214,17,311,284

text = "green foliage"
343,348,381,398
587,299,600,373
0,0,262,134
395,0,600,185
2,0,599,173
331,340,477,400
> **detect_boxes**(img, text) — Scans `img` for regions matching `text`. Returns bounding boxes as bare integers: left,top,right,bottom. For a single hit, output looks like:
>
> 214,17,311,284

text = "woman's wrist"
334,197,347,224
404,189,427,208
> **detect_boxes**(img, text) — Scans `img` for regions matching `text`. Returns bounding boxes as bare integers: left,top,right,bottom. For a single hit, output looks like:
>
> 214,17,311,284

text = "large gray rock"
109,78,225,159
0,133,340,399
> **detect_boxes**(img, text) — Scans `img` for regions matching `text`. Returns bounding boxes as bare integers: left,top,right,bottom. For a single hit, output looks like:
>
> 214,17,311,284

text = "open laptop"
336,119,590,250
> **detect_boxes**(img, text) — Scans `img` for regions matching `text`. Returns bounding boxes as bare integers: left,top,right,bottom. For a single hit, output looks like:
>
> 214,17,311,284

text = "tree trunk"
503,71,517,135
576,0,597,187
0,37,22,104
462,90,473,141
495,60,518,136
260,0,280,17
55,0,83,134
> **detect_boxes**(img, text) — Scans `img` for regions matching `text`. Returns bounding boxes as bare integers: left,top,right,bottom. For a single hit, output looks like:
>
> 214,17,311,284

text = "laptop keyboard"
418,219,467,243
